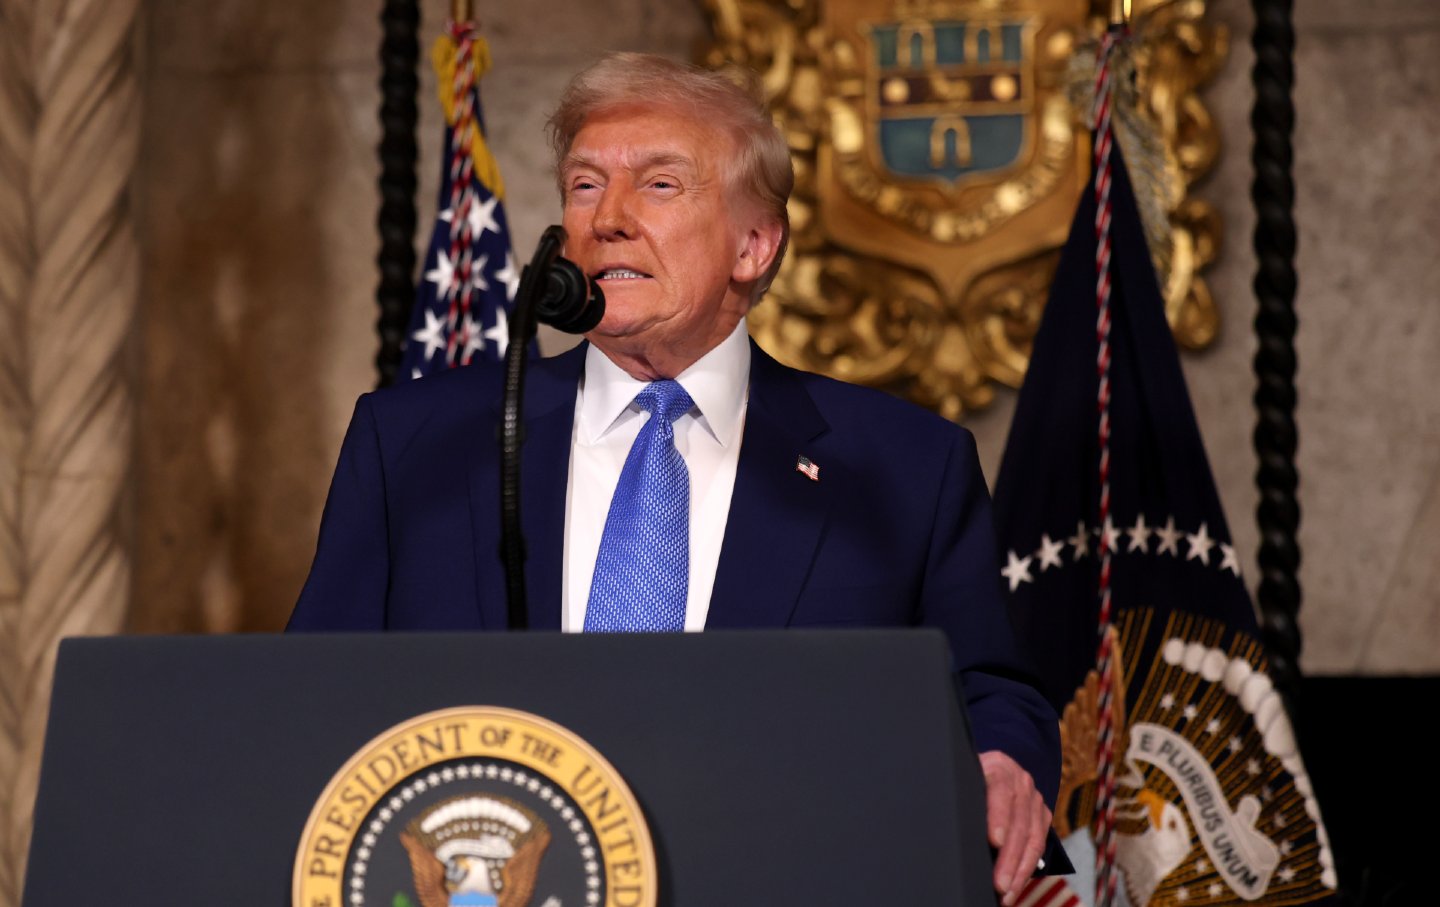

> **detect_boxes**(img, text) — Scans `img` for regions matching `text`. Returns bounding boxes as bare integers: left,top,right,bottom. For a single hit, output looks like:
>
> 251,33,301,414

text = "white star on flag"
1155,516,1182,556
1277,867,1296,883
1186,522,1215,565
1001,550,1035,592
1205,718,1220,735
495,252,520,301
1127,513,1151,552
1160,692,1176,710
424,248,458,296
1220,543,1241,576
470,253,490,292
484,306,509,358
460,313,486,362
1036,533,1065,571
1228,736,1242,754
1183,704,1198,721
468,194,501,237
1069,520,1089,560
411,309,447,361
1099,516,1121,556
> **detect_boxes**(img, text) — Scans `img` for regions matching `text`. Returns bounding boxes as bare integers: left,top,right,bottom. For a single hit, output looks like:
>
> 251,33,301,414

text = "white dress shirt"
562,321,750,632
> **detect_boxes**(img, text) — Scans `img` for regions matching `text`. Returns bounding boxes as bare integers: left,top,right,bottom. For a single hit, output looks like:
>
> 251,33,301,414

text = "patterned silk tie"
584,380,695,632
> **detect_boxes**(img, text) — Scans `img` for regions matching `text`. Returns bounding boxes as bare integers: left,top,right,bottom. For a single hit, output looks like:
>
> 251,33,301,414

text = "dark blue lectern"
24,629,996,905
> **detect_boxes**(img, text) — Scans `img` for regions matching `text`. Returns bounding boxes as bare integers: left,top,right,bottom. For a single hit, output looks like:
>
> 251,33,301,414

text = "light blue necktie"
585,380,694,632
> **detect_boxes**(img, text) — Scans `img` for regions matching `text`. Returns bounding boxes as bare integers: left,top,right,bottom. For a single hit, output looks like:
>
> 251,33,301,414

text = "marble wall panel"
1295,0,1440,31
1289,24,1440,672
1362,470,1440,671
135,40,381,630
145,0,378,71
1182,0,1264,637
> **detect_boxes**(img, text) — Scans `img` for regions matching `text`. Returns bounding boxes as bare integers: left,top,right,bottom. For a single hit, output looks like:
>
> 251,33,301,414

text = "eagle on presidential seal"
399,794,552,907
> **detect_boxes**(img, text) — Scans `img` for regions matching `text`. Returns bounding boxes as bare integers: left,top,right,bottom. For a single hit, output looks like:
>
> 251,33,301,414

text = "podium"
24,629,997,905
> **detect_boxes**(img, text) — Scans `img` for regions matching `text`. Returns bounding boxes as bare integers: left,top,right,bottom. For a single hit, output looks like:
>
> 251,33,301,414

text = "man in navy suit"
290,52,1061,903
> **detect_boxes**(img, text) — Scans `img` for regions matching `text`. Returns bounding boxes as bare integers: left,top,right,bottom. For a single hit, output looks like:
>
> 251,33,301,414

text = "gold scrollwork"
1134,0,1226,349
700,0,1226,418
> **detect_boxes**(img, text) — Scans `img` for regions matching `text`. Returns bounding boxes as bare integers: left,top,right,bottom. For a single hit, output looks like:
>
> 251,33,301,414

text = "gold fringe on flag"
431,33,507,200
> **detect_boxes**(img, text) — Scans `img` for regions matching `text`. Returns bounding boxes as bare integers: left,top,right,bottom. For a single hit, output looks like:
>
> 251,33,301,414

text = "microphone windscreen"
536,257,604,334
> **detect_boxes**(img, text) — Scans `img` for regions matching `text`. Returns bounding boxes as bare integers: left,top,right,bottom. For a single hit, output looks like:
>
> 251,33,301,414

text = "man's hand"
979,749,1052,905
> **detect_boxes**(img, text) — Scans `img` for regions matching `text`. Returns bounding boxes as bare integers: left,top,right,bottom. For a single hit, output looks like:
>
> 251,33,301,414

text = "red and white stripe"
1016,875,1084,907
442,20,480,366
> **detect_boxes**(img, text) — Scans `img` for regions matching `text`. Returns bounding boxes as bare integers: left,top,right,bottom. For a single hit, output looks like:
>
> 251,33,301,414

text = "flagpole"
452,0,473,22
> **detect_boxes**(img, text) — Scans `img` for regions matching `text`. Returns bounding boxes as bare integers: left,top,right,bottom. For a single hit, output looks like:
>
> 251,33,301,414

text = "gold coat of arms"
702,0,1225,419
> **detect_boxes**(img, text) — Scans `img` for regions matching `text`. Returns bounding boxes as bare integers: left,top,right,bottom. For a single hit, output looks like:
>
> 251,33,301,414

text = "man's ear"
732,216,784,284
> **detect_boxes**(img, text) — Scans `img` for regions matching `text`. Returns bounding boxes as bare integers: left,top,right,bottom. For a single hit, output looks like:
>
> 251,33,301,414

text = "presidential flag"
401,22,521,380
994,37,1338,907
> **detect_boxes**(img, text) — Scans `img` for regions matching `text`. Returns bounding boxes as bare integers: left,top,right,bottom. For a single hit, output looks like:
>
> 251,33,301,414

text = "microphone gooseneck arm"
499,225,605,630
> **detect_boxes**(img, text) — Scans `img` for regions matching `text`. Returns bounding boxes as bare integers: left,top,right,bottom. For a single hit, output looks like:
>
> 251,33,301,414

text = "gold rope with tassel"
432,31,506,200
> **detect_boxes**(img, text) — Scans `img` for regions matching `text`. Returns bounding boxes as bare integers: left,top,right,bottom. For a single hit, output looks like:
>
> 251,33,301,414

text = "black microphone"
536,255,605,334
518,225,605,335
499,224,605,631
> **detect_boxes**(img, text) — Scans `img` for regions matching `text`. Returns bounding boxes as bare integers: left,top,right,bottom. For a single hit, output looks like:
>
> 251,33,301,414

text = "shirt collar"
578,320,751,448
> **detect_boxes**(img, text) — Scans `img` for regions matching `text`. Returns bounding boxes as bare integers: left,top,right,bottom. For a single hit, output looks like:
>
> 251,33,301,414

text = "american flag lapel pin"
795,455,820,482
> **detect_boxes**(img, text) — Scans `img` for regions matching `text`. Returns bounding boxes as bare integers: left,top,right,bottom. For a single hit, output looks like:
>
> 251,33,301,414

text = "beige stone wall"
130,0,1440,674
1201,0,1440,673
1288,0,1440,671
1,1,140,901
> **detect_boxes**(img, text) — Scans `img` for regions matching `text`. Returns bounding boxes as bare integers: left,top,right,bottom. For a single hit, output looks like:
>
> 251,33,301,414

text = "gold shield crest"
701,0,1226,419
822,0,1085,291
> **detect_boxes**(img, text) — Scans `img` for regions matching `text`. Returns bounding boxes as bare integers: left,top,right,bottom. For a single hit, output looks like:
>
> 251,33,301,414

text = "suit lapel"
471,344,585,631
707,341,833,628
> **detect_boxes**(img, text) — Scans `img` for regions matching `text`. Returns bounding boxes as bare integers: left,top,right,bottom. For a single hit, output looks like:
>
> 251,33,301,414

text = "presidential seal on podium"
294,707,656,907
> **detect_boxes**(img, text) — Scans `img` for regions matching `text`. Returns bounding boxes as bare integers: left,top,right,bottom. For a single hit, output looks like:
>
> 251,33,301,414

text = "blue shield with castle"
865,18,1033,185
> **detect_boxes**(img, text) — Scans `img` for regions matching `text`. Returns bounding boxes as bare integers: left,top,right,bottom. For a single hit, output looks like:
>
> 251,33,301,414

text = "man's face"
560,105,776,377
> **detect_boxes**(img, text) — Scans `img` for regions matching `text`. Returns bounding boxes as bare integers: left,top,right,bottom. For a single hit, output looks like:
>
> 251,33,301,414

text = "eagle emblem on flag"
1043,621,1333,906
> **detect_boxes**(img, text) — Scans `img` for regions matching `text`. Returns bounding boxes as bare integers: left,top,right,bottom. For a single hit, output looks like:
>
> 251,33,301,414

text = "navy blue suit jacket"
290,340,1061,808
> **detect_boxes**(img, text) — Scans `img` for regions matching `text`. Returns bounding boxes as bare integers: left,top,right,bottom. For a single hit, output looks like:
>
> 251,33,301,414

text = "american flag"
795,455,820,482
992,122,1340,907
400,22,521,381
1015,876,1082,907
